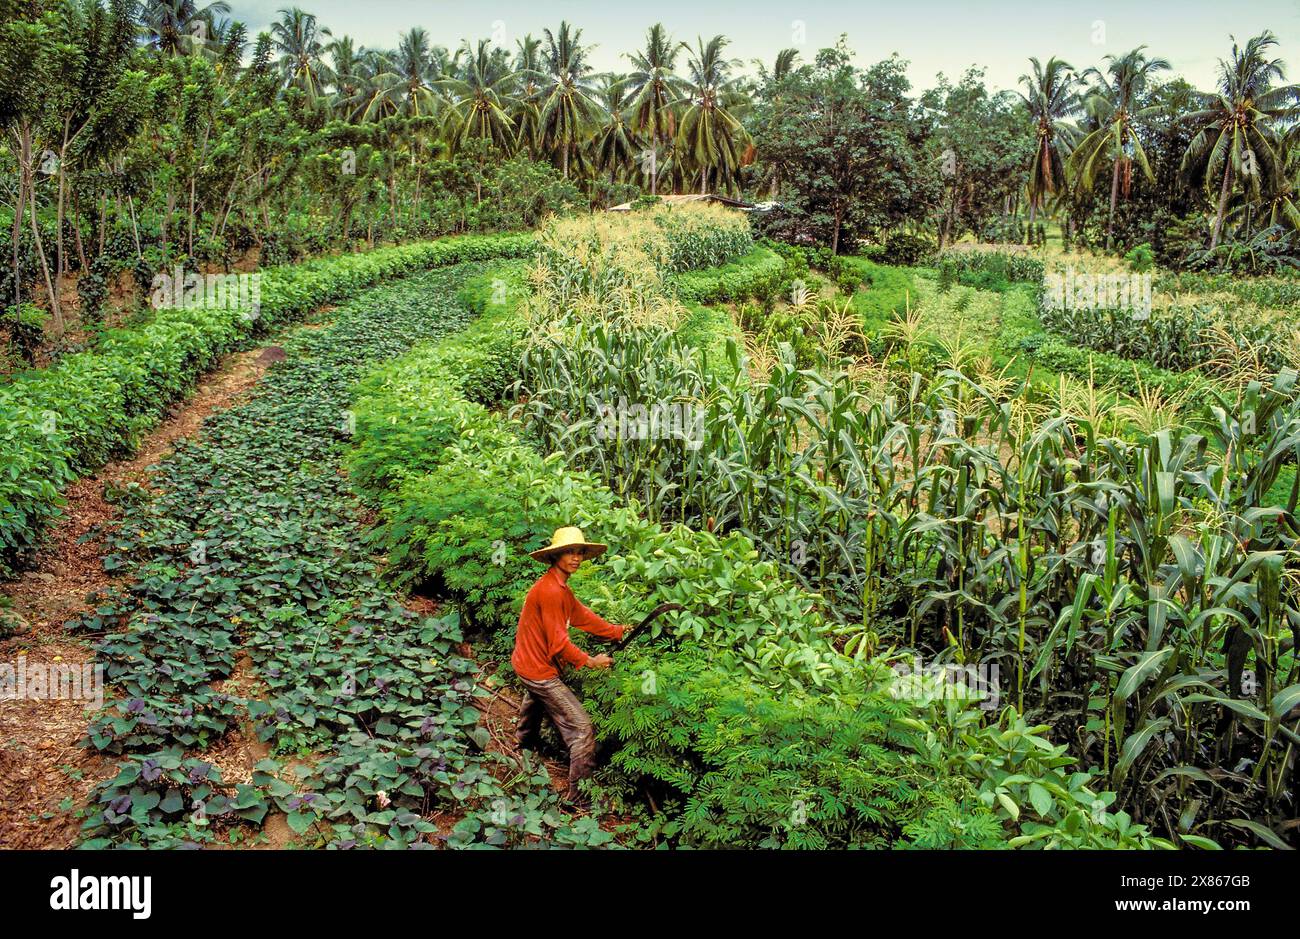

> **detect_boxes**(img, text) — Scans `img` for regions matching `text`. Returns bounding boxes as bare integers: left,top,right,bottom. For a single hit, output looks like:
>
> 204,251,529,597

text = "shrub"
1125,242,1155,272
840,258,914,333
880,231,937,266
763,238,811,284
585,646,1012,848
938,249,1044,288
6,303,47,363
1186,225,1300,275
671,246,786,304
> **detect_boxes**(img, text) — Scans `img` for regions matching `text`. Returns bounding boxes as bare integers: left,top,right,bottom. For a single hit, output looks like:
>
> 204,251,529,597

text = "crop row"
670,245,786,304
0,232,535,579
1038,303,1297,380
1154,270,1300,313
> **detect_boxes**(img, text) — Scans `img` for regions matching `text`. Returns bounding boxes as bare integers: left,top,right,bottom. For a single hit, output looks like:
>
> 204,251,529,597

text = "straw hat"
530,526,608,563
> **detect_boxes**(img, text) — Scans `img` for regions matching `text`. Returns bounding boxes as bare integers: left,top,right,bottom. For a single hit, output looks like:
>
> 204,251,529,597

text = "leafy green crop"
0,233,535,579
671,246,786,304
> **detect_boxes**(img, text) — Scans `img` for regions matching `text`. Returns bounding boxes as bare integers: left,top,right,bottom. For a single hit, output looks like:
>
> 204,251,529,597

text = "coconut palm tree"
341,46,392,120
1018,56,1081,222
354,28,445,121
324,34,366,115
271,7,333,102
1232,125,1300,234
677,35,752,194
1180,31,1300,249
439,39,518,155
138,0,230,55
758,47,801,85
622,23,685,194
1067,46,1170,250
537,21,602,178
591,75,641,182
511,35,545,158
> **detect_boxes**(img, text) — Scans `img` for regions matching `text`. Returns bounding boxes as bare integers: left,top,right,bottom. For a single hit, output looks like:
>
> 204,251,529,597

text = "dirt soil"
0,345,274,849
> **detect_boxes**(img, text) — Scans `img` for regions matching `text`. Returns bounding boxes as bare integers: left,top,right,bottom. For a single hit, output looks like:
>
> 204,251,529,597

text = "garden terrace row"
0,232,535,579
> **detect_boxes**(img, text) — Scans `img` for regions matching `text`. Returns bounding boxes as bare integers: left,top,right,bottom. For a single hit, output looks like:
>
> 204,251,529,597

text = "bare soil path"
0,345,277,848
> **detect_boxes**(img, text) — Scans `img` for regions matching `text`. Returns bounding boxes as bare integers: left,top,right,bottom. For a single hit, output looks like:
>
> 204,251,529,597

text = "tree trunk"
28,148,63,333
1105,156,1122,252
98,194,107,255
340,203,355,245
162,185,175,251
73,187,88,272
56,119,70,276
941,182,959,249
127,196,142,259
1210,159,1233,250
10,131,25,310
188,172,197,256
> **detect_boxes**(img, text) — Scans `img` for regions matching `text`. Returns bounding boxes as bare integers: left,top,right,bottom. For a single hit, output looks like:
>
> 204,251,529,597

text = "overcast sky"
225,0,1300,93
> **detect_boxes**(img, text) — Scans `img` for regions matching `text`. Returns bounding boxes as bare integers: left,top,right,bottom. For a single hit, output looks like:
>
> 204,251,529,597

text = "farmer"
512,526,626,811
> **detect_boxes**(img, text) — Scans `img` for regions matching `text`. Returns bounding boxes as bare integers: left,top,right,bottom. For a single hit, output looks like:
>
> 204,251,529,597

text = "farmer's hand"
588,654,613,669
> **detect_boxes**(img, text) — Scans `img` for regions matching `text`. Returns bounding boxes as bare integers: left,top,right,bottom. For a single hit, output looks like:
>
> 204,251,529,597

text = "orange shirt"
511,567,624,681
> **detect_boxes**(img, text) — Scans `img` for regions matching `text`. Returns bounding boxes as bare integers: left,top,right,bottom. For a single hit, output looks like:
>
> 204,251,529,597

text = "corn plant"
514,212,1300,847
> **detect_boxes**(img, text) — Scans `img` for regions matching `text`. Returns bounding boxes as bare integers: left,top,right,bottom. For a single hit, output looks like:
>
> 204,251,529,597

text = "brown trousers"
515,676,595,801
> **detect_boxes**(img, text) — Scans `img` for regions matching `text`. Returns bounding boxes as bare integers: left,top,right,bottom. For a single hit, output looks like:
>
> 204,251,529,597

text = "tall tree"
622,23,684,194
2,0,64,326
537,21,601,178
357,27,444,120
324,34,364,112
755,44,926,252
271,6,333,103
510,34,544,157
1017,56,1080,222
1067,46,1171,250
748,48,805,199
677,34,751,194
440,39,518,154
591,74,640,182
1253,126,1300,231
923,67,1032,246
41,0,141,276
1180,31,1299,248
138,0,230,55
